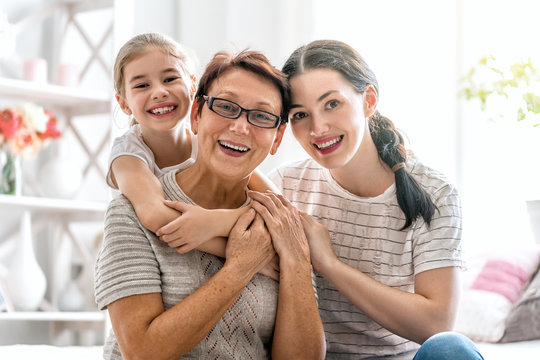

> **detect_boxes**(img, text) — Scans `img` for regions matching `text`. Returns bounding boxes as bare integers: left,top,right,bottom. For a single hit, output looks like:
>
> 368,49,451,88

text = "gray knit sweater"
95,170,279,359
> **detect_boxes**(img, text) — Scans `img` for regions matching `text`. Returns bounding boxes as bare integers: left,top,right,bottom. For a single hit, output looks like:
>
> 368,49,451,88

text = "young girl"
249,40,484,359
108,33,278,276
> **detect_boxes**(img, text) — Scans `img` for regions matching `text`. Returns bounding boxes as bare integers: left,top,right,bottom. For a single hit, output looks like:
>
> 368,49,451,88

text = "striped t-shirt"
270,157,463,359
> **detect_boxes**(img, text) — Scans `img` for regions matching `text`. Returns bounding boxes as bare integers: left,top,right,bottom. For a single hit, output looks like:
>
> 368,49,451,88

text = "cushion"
499,266,540,342
454,245,540,342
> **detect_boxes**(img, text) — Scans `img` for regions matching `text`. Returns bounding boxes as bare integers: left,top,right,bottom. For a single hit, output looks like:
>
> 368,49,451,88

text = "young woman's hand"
156,201,221,254
298,211,339,275
248,190,311,268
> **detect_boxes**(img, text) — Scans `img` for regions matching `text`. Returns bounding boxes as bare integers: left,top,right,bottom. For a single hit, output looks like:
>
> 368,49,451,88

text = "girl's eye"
134,83,148,89
325,99,340,109
290,111,308,121
164,76,179,83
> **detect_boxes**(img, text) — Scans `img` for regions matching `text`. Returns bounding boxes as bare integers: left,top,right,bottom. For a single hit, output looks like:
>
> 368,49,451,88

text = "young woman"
95,49,324,360
250,40,483,359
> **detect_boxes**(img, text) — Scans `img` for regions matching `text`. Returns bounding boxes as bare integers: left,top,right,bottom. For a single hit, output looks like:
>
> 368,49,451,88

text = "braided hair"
282,40,436,229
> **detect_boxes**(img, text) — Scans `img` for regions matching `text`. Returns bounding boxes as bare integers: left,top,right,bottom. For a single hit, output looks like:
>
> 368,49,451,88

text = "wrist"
316,254,340,278
222,259,256,287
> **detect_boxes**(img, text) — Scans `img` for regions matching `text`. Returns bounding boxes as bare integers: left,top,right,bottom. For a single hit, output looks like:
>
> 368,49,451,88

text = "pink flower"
0,109,21,138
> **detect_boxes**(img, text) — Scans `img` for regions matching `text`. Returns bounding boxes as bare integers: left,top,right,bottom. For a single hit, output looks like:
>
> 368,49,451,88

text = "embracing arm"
300,213,460,344
106,209,275,360
111,155,227,256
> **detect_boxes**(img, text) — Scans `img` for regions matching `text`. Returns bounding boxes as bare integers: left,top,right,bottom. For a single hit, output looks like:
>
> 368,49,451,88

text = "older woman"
94,50,325,360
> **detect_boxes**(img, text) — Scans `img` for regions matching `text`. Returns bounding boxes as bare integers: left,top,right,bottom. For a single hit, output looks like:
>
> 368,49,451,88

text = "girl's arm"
156,167,279,245
249,191,325,360
111,155,227,256
107,209,275,360
299,212,460,344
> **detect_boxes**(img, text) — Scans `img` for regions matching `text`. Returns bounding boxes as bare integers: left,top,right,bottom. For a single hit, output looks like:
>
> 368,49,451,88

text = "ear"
269,123,287,155
189,76,197,101
362,85,378,118
190,99,201,135
116,93,132,115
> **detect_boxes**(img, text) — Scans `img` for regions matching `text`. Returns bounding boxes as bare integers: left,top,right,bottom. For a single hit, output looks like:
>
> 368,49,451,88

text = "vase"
0,145,22,195
3,211,47,311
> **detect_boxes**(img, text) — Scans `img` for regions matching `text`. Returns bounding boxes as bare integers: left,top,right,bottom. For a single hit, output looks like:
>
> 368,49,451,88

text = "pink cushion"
471,259,530,303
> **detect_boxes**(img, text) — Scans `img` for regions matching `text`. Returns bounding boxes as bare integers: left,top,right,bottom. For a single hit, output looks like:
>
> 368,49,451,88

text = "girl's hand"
298,211,338,275
156,201,220,254
248,190,310,267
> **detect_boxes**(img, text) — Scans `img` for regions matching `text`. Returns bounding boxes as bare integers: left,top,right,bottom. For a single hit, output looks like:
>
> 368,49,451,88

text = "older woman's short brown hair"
194,50,290,123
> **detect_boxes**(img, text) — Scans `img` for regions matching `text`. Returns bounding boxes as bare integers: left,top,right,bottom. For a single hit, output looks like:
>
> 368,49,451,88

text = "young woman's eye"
290,111,308,121
325,100,340,109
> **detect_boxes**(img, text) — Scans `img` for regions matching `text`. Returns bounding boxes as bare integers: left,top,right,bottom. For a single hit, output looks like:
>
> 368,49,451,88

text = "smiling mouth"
314,135,343,150
218,140,250,152
149,105,176,115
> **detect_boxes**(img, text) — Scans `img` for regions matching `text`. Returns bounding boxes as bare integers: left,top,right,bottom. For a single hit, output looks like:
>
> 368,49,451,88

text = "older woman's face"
191,68,285,181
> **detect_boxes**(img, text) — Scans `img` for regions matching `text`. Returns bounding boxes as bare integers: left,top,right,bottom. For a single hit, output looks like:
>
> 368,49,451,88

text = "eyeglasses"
203,95,281,129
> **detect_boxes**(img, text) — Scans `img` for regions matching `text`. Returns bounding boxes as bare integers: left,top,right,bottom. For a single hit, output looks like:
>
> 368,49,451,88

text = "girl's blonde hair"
113,32,197,97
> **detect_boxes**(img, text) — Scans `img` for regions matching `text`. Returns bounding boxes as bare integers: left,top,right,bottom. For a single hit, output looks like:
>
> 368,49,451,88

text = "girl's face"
191,68,285,181
288,68,377,170
117,47,194,133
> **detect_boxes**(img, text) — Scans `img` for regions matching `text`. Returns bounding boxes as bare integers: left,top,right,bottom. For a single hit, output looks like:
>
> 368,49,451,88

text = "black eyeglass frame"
202,95,282,129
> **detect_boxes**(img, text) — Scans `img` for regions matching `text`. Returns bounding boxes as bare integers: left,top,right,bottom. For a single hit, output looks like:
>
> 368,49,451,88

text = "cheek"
291,122,310,143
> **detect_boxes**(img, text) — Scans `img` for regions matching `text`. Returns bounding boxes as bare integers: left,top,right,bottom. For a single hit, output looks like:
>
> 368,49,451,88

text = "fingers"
233,207,256,231
156,217,181,236
163,199,192,213
248,190,283,215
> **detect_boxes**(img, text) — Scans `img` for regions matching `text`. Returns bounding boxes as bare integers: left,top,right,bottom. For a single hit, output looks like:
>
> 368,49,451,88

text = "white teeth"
150,106,175,115
219,140,249,152
315,136,342,149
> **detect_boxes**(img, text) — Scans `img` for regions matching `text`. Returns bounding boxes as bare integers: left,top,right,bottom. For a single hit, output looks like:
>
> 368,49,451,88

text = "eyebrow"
290,90,338,109
128,68,181,84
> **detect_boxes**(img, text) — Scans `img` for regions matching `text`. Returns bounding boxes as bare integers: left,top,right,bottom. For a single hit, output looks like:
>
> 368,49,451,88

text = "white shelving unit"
0,0,130,346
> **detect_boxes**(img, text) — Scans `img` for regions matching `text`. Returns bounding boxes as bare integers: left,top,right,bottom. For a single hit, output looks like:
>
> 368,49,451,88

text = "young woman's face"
117,47,193,133
191,68,285,181
288,68,376,170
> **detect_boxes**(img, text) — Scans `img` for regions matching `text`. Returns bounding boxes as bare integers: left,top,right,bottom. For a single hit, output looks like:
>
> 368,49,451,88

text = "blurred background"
1,0,539,346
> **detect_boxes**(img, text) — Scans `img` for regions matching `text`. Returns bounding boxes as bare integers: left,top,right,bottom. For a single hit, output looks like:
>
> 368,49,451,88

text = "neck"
330,126,395,197
176,163,249,209
140,124,191,168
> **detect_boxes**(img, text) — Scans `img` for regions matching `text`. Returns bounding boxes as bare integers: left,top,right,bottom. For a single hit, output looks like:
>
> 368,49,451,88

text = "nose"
229,111,250,134
309,114,330,136
152,83,169,99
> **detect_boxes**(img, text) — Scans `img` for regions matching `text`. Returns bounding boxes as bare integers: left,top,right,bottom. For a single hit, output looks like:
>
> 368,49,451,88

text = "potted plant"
460,55,540,242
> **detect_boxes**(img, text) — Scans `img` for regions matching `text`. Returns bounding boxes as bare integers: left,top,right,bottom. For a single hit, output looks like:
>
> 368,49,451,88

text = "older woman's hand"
225,208,276,283
248,190,311,267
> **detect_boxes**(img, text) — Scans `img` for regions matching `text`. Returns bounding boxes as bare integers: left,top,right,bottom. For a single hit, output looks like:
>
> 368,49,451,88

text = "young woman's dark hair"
282,39,436,229
195,49,290,124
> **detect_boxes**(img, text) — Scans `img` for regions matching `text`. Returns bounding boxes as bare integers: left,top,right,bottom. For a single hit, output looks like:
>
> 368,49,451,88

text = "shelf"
0,77,112,116
0,311,105,322
0,195,107,221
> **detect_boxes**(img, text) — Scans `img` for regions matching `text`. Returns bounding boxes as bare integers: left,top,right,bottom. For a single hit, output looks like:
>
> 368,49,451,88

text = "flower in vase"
0,103,61,157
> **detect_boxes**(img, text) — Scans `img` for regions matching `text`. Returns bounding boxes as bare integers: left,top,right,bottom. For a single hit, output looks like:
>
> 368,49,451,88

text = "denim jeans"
413,332,484,360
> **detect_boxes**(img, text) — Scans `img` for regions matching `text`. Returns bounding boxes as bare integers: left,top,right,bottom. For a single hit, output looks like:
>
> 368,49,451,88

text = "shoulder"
270,158,322,182
408,157,459,206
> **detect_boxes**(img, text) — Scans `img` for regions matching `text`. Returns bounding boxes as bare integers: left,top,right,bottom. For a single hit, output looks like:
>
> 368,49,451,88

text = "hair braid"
369,112,436,229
